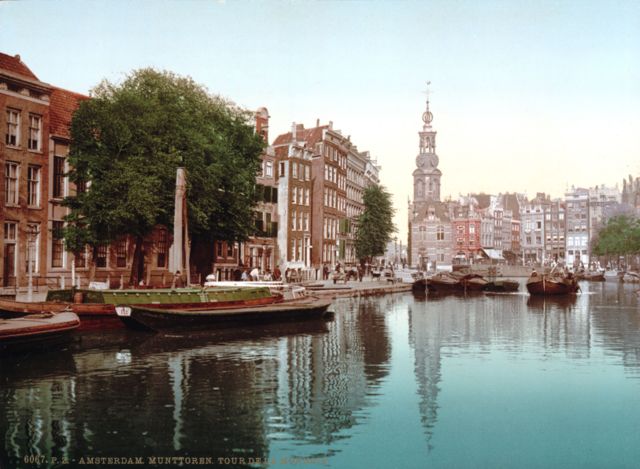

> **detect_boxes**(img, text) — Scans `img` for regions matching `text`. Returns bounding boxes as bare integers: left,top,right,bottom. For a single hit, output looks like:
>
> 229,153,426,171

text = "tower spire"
422,81,433,129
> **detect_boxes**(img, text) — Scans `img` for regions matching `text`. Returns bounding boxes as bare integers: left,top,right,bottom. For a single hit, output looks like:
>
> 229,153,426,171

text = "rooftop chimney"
291,122,297,141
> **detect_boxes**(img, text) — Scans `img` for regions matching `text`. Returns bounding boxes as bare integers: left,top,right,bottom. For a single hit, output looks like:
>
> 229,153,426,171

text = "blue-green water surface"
1,280,640,468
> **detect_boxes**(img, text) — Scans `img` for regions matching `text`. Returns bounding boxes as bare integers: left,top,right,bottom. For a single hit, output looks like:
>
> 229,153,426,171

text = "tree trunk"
88,246,97,283
129,235,145,286
191,238,214,284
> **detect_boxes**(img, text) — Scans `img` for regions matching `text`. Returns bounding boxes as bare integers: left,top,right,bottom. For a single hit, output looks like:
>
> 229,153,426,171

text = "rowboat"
116,296,333,331
526,271,579,295
0,312,80,353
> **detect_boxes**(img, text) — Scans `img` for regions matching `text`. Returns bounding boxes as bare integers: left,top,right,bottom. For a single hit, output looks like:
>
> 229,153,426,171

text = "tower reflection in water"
2,281,640,468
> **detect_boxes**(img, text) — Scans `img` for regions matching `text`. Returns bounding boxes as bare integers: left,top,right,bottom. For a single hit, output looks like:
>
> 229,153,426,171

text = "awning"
481,248,505,261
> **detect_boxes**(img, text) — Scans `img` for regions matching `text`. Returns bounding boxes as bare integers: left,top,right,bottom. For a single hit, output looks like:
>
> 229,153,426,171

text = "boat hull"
120,298,333,331
526,276,579,295
0,312,80,353
483,280,519,292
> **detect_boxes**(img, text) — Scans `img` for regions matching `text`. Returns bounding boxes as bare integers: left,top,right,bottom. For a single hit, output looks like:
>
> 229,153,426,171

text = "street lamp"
26,225,39,302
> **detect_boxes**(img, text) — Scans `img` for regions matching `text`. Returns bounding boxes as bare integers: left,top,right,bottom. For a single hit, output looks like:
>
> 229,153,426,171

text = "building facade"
565,187,590,268
1,53,52,292
272,124,314,271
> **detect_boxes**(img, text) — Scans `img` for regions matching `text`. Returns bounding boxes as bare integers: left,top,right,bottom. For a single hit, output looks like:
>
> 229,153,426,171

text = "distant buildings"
404,89,629,270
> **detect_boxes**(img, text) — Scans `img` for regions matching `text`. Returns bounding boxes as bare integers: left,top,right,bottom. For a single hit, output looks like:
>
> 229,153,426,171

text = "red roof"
50,87,89,139
0,52,39,80
273,124,329,147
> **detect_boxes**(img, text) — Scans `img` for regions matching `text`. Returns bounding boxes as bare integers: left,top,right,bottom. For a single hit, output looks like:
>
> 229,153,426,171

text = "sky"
2,0,639,239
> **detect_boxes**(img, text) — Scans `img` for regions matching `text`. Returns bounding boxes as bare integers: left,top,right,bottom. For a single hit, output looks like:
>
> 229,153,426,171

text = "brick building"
1,53,52,292
272,124,314,271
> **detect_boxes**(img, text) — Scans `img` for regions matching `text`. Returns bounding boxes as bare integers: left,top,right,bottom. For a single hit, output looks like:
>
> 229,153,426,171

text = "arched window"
436,225,445,241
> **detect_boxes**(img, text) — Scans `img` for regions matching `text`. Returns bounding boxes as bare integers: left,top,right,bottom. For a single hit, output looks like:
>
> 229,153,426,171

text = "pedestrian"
241,269,249,281
172,270,184,289
250,266,260,281
323,264,329,280
357,265,363,282
273,266,281,281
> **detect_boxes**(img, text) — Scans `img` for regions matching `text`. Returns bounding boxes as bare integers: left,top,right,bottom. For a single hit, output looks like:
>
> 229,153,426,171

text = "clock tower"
413,90,441,205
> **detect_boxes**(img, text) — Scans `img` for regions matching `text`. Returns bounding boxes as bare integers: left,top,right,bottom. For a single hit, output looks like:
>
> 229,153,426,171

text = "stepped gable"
0,52,39,80
50,87,89,139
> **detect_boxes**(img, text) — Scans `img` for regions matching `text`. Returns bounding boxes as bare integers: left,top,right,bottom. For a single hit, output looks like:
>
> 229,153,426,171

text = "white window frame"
28,114,42,151
27,165,41,207
4,162,19,206
265,161,273,177
6,109,20,147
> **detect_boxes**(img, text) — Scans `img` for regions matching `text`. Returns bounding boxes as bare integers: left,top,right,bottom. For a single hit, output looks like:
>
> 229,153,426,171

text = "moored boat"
0,312,80,353
426,272,488,293
575,271,606,282
426,272,462,292
2,287,277,329
482,280,520,292
116,296,333,331
526,271,579,295
203,278,307,299
411,272,427,294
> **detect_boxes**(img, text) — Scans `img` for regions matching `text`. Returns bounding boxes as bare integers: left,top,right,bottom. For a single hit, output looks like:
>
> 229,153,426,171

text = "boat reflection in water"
3,283,640,468
526,294,578,312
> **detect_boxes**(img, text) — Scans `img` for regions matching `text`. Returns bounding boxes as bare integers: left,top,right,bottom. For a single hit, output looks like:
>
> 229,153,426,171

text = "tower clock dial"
416,154,427,168
427,154,439,168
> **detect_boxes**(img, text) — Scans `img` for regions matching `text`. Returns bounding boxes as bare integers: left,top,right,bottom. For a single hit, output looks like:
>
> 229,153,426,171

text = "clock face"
416,154,427,168
427,154,439,168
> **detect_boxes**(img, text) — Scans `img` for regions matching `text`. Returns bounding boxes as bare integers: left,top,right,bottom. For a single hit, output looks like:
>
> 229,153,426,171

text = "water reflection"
2,282,640,468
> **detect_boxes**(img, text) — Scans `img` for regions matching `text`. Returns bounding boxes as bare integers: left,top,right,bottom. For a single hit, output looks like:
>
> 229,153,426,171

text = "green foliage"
64,68,265,255
355,185,396,260
592,215,640,256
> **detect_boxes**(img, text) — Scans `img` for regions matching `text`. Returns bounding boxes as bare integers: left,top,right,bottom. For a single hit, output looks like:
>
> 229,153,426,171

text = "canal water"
1,280,640,469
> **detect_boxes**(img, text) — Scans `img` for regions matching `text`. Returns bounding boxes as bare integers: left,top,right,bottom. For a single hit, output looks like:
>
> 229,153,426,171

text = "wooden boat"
2,287,276,330
116,296,333,331
426,272,462,292
0,312,80,353
411,272,427,294
426,272,488,292
526,271,579,295
203,279,307,299
482,280,520,292
459,273,490,291
575,271,605,281
0,297,70,317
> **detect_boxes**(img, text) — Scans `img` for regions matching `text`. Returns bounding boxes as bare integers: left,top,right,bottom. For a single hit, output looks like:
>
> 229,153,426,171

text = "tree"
64,68,264,284
355,184,396,262
592,215,640,267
